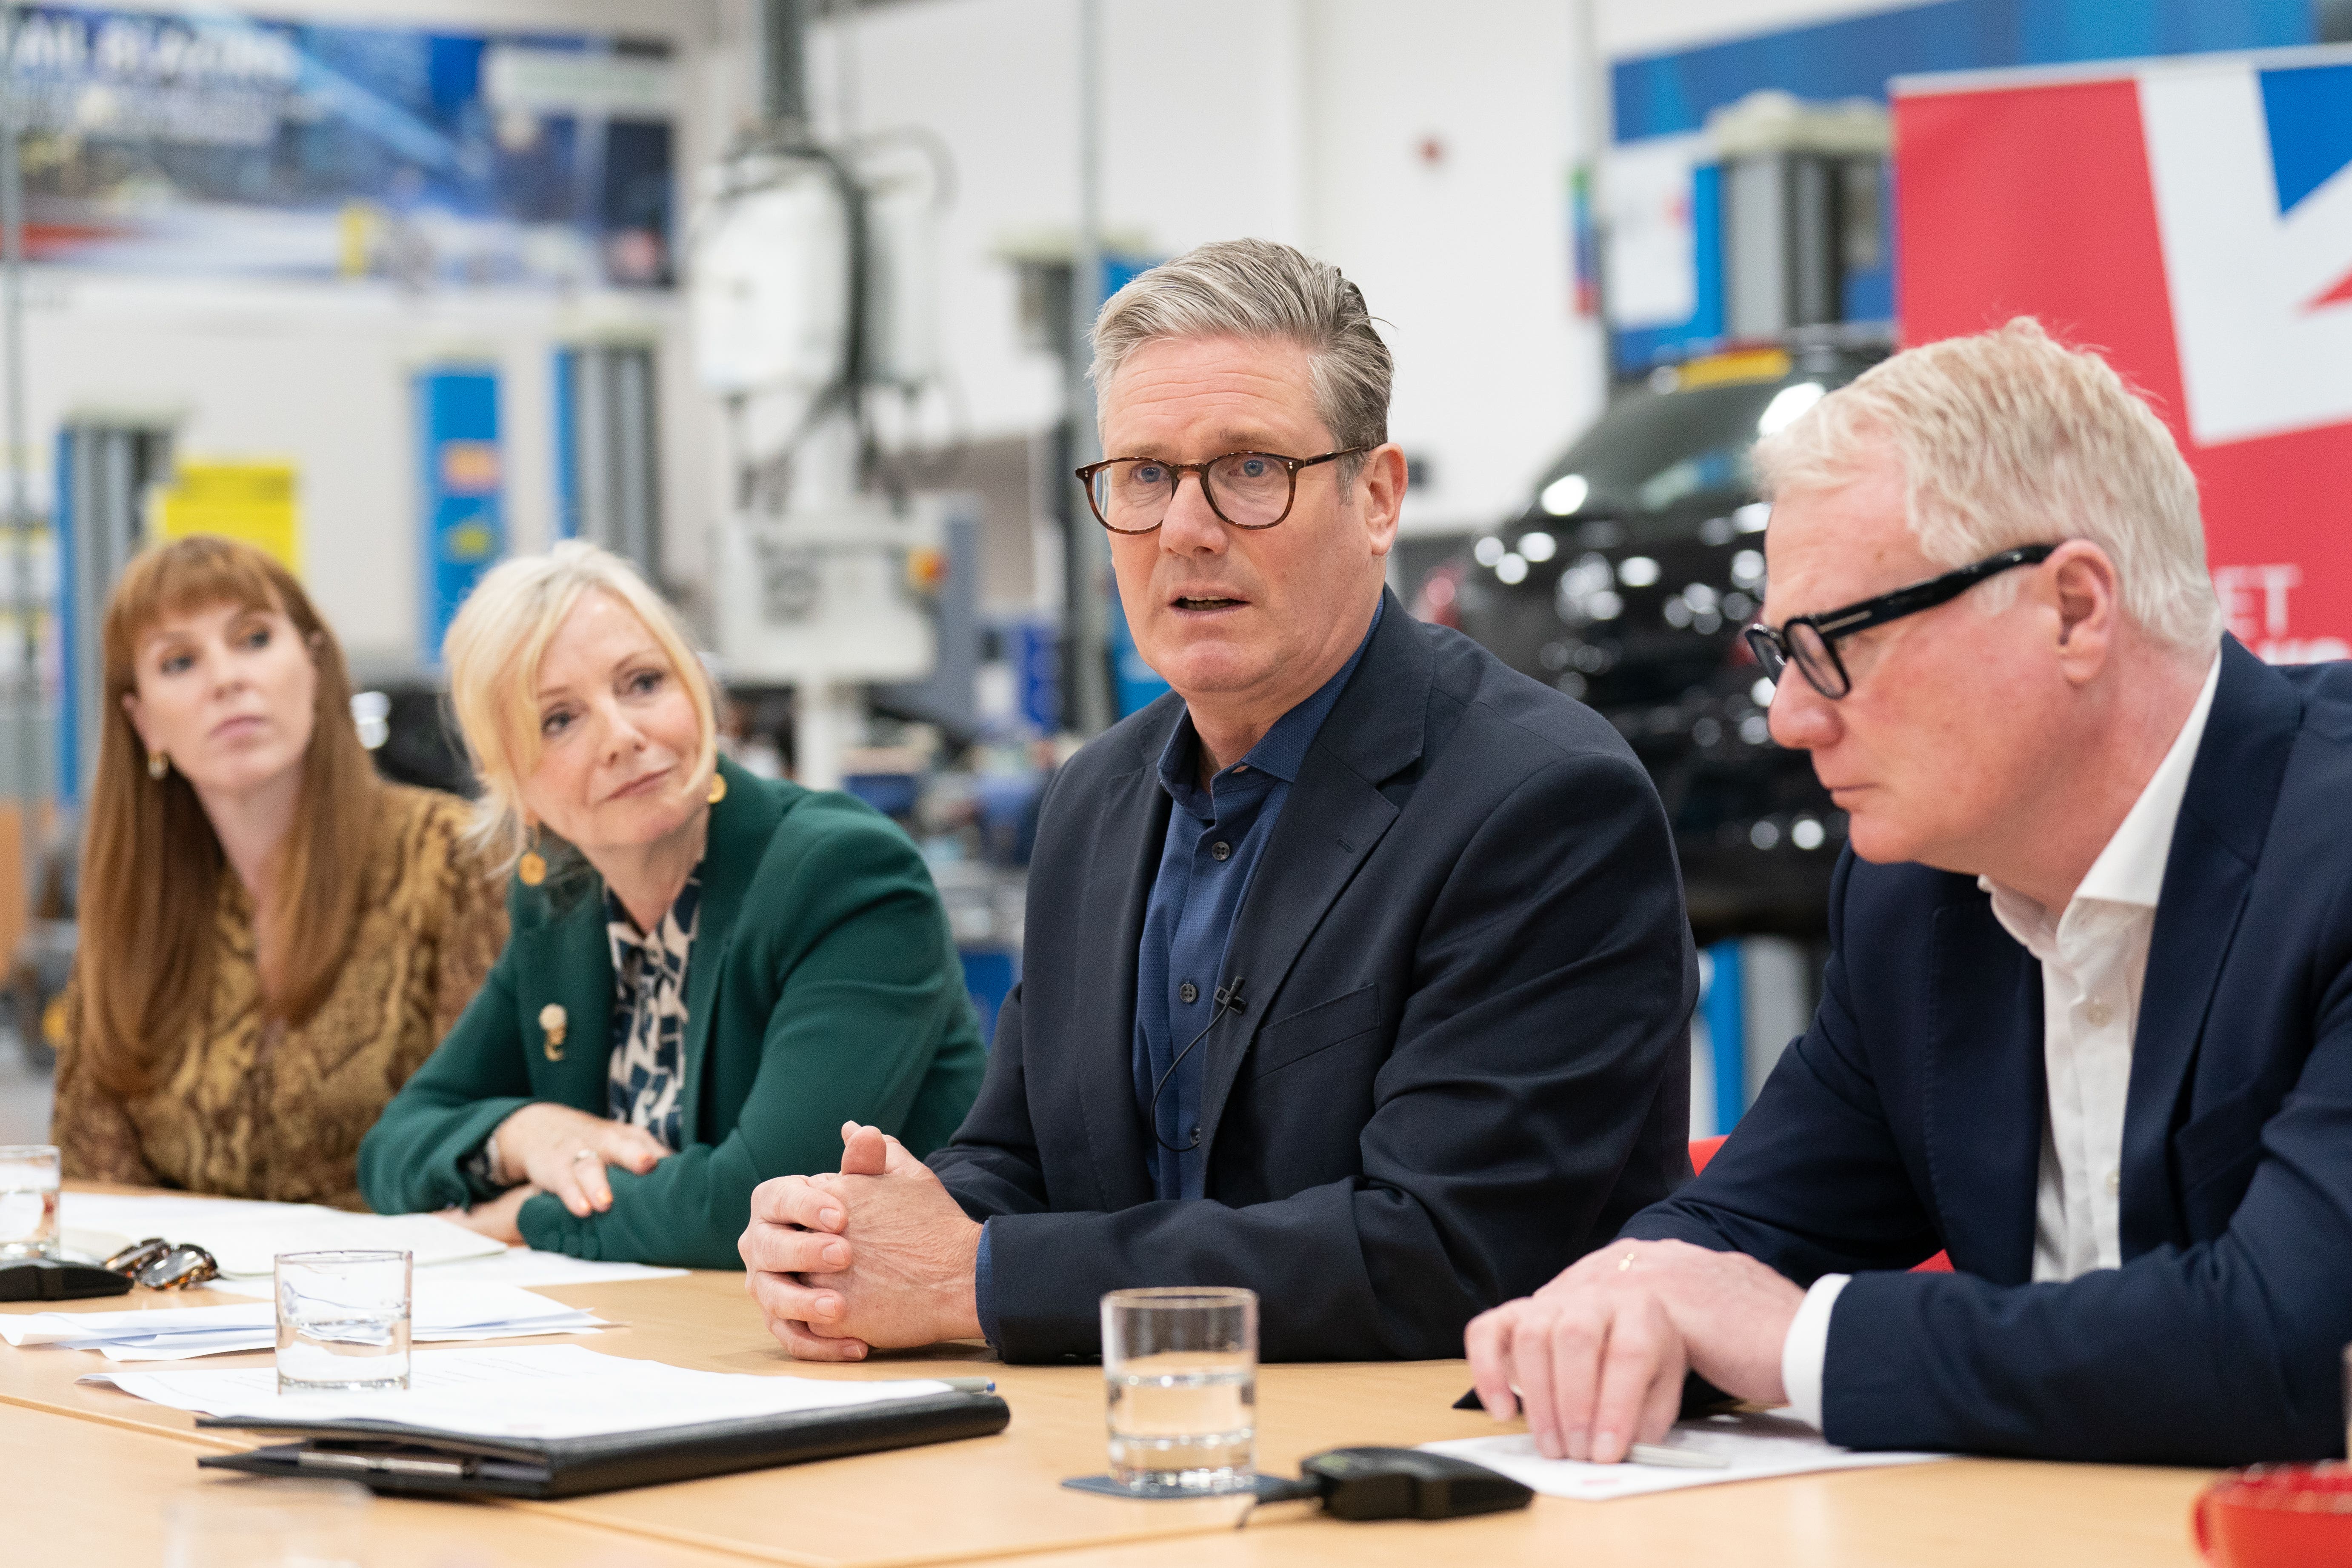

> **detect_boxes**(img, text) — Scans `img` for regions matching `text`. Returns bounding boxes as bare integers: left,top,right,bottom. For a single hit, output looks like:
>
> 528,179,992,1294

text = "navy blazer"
930,591,1698,1362
1627,637,2352,1464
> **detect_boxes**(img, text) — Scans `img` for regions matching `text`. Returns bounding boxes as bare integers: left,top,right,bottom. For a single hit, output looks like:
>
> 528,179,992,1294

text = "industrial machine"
688,0,957,788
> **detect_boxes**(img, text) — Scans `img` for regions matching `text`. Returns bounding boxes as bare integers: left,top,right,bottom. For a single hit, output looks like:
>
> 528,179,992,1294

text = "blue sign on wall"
415,366,505,665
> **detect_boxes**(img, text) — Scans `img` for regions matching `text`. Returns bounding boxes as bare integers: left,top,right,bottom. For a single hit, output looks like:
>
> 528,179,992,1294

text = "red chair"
1688,1137,1952,1272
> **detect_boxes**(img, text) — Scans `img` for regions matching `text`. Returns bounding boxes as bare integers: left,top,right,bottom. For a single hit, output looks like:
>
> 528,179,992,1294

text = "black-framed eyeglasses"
1074,448,1369,534
1743,543,2058,700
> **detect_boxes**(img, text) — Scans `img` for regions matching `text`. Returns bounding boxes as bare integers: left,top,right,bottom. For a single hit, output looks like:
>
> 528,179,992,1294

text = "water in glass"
1106,1350,1256,1493
276,1250,411,1394
0,1145,60,1262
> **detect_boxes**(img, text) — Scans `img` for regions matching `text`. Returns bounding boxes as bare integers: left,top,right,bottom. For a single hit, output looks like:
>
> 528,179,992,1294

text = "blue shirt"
973,600,1381,1340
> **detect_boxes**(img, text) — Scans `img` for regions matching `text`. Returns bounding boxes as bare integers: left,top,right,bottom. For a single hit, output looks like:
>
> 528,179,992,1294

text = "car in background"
1426,337,1886,943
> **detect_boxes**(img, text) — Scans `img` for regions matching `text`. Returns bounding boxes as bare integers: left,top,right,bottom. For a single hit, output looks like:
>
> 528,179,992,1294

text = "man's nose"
1158,472,1227,554
1766,672,1838,752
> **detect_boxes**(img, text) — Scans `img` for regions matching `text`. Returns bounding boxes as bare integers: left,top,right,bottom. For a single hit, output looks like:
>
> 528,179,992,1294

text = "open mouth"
1172,597,1245,611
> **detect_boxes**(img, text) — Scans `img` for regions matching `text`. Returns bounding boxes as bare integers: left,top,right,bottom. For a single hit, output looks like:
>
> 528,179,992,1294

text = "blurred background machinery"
6,0,2351,1144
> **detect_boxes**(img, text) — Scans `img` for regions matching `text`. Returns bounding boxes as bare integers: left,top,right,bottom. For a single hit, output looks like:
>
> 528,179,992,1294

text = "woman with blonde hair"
51,535,506,1206
359,542,985,1267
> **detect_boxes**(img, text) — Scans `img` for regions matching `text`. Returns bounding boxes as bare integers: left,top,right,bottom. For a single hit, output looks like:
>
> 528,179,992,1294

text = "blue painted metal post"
1705,937,1746,1136
551,348,580,541
414,366,506,666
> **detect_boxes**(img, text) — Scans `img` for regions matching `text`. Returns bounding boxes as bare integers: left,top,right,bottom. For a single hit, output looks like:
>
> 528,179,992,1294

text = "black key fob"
1300,1445,1534,1520
0,1259,136,1302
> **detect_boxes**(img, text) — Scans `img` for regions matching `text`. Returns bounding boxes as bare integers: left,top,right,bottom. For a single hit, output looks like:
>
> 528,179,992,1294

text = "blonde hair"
1752,317,2222,651
442,541,717,872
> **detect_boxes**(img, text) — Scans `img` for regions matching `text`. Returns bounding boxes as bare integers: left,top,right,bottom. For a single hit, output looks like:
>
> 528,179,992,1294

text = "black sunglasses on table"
1743,543,2058,700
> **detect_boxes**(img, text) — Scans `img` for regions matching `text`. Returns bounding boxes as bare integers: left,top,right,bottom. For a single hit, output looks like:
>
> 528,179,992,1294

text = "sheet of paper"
84,1343,956,1440
57,1193,508,1276
60,1193,688,1295
6,1284,605,1360
203,1248,688,1298
1421,1410,1950,1501
98,1319,604,1361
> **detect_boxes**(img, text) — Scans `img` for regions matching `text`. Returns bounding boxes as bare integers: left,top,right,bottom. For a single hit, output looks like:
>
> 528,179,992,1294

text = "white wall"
808,0,1603,536
1596,0,1924,59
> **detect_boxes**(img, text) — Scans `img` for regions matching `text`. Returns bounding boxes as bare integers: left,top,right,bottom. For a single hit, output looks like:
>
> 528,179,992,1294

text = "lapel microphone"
1149,975,1249,1154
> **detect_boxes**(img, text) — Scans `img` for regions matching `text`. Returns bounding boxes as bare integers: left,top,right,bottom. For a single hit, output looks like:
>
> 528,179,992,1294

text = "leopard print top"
49,785,508,1210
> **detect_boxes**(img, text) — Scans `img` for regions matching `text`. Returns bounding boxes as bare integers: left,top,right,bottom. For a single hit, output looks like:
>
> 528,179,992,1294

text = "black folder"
191,1386,1010,1499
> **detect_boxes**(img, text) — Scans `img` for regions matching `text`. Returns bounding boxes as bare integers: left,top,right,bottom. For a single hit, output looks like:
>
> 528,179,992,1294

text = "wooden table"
0,1262,2215,1567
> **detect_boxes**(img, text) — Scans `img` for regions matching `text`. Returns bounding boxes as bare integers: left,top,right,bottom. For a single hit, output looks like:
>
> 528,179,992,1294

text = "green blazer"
357,756,987,1268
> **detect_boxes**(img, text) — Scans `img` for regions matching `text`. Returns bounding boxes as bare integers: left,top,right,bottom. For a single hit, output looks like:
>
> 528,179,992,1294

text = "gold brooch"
540,1003,568,1062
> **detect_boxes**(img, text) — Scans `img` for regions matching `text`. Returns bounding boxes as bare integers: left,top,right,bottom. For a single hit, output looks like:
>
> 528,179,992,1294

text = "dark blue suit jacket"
1626,637,2352,1464
930,592,1698,1362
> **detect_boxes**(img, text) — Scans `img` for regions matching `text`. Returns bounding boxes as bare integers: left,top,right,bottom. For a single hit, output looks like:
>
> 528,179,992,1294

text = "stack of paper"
0,1284,606,1361
86,1344,957,1440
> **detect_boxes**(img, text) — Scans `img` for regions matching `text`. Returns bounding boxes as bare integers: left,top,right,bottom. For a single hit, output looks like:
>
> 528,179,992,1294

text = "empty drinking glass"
0,1144,60,1262
1101,1287,1257,1496
275,1250,412,1394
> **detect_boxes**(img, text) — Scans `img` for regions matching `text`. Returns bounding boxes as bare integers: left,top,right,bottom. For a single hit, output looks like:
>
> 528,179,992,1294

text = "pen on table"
940,1377,997,1393
1626,1442,1729,1469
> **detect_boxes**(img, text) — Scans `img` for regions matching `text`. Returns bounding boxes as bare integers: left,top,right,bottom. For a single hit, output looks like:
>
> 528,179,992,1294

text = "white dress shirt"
1778,654,2221,1429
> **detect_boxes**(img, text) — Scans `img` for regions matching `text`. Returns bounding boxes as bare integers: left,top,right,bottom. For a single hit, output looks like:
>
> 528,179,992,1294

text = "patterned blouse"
604,874,700,1153
50,785,507,1211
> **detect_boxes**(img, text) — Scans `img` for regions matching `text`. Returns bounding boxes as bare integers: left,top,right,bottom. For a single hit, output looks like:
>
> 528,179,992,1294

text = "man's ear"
1356,443,1408,560
2047,541,2122,683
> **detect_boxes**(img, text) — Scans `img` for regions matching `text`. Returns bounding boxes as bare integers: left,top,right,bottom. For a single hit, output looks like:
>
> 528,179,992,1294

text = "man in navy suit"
737,239,1696,1363
1469,317,2352,1467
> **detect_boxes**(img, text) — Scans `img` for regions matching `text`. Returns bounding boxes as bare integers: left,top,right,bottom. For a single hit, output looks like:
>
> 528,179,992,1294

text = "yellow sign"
156,461,301,573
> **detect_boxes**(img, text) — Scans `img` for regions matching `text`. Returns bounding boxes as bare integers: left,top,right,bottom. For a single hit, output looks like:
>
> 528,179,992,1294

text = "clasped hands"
1464,1238,1803,1464
737,1122,983,1360
443,1102,669,1244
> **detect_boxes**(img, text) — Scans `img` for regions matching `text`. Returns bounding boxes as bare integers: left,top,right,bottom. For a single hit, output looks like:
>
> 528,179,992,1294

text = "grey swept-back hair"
1089,238,1391,480
1753,316,2221,652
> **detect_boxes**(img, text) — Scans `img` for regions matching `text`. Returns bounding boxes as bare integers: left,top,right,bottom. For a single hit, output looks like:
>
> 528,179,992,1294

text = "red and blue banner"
1895,47,2352,660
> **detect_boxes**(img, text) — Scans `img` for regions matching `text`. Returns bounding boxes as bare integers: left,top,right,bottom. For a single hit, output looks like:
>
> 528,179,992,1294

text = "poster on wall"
8,5,676,288
155,460,300,570
1894,49,2352,661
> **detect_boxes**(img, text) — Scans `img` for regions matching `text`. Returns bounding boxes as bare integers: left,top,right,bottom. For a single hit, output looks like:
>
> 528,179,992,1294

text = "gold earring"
147,751,168,780
517,826,547,888
707,771,727,805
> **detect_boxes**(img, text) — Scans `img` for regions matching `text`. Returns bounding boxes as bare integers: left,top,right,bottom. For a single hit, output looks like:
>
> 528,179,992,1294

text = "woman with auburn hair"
359,542,985,1268
51,535,506,1207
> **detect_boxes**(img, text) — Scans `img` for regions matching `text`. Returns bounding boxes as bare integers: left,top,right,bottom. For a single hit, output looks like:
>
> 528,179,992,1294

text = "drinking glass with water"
1101,1286,1258,1495
275,1249,412,1394
0,1144,60,1262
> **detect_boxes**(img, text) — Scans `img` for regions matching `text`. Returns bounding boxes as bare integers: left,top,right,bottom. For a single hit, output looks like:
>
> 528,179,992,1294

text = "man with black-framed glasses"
742,237,1697,1365
1470,317,2352,1468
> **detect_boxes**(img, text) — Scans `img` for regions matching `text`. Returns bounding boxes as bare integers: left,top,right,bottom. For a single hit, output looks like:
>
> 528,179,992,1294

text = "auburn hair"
76,536,383,1096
